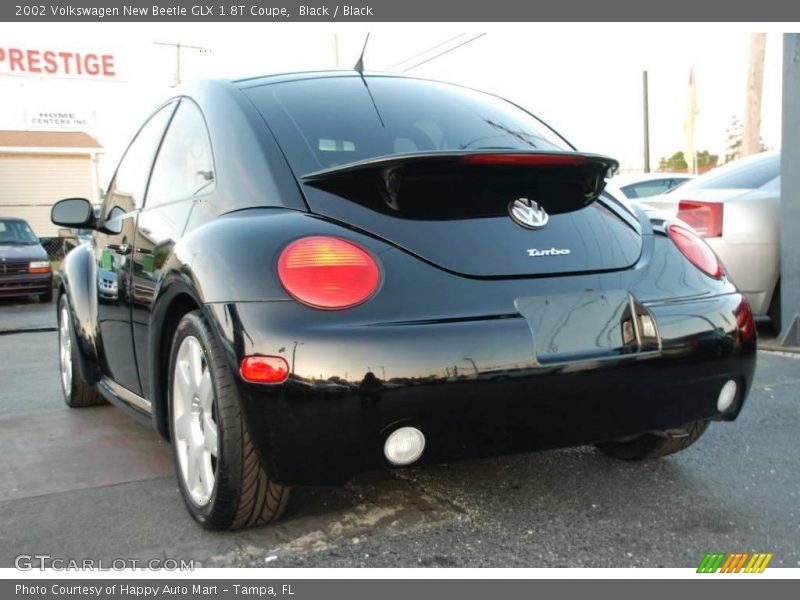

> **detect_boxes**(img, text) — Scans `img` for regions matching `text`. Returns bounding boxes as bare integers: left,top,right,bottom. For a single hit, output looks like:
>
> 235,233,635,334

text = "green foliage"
658,150,718,172
696,150,719,168
659,151,688,171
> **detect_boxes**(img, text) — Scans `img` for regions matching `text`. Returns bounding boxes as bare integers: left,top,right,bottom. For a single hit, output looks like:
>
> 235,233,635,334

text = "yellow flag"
684,67,699,173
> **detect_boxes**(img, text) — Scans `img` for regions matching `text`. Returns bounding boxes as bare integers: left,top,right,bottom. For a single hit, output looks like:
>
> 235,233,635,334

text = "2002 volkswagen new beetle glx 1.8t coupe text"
51,72,756,530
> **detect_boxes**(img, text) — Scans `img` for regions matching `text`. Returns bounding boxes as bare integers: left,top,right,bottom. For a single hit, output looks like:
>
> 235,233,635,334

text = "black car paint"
57,73,757,486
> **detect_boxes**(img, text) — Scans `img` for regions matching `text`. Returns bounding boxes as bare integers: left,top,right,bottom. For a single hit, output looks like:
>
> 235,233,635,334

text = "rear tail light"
677,200,723,237
735,296,756,343
667,224,723,279
28,260,51,274
241,356,289,384
277,236,380,310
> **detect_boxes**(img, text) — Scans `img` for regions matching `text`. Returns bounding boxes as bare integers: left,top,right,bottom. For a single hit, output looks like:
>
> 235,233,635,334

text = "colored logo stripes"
697,553,773,573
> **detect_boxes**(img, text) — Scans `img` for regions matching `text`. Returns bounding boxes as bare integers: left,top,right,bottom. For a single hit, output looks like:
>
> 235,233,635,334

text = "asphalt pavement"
0,299,798,568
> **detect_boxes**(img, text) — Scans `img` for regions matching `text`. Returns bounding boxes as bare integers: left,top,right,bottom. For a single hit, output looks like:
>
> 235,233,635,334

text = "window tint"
245,76,569,175
107,103,176,214
146,100,215,208
621,179,674,199
682,154,780,192
0,220,38,244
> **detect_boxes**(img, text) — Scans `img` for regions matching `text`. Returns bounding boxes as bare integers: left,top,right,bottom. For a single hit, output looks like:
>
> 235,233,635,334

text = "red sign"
0,47,117,79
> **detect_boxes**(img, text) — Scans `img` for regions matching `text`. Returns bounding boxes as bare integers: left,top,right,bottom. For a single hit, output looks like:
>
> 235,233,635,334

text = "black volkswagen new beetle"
51,72,756,530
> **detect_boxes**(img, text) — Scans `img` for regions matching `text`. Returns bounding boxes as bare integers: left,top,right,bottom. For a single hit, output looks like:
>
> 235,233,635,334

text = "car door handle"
107,243,131,255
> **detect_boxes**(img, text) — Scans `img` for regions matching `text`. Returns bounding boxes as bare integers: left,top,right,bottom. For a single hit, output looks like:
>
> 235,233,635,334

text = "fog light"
717,379,738,413
384,427,425,466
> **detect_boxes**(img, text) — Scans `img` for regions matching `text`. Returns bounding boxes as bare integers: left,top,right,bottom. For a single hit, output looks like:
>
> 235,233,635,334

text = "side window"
624,179,675,199
760,175,781,191
105,103,176,216
146,101,215,208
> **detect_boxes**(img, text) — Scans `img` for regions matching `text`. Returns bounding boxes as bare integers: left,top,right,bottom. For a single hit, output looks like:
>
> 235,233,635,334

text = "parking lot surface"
1,299,798,568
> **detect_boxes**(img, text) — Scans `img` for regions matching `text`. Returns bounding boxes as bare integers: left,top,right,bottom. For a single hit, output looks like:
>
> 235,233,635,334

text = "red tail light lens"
241,356,289,384
461,153,587,166
667,224,723,279
277,236,380,309
735,295,756,343
677,200,723,237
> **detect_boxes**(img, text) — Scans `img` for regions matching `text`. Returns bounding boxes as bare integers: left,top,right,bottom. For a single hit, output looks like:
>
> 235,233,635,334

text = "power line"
401,33,487,73
385,34,467,71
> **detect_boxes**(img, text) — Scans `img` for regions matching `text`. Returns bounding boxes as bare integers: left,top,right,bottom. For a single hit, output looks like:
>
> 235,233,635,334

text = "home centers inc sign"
24,109,95,131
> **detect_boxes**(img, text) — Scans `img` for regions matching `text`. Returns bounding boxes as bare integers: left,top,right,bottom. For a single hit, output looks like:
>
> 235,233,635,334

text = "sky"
0,23,790,186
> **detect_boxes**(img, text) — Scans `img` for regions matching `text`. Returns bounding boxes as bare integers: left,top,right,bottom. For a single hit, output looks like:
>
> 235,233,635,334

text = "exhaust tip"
717,379,738,413
384,427,425,466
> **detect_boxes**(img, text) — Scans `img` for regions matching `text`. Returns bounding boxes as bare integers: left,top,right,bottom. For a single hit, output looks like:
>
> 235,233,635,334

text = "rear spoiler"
301,151,620,217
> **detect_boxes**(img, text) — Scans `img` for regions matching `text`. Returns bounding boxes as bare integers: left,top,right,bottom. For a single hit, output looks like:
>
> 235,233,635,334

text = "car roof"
233,70,412,88
614,172,694,185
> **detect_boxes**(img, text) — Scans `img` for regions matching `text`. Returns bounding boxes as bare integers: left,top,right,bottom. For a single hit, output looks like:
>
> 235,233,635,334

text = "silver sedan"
638,151,781,324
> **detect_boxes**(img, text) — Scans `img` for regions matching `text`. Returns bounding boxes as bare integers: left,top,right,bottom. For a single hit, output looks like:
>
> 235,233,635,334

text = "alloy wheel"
59,302,72,395
172,335,218,506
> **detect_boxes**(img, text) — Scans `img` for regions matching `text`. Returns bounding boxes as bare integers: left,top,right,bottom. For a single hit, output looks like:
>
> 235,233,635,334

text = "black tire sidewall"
167,310,242,528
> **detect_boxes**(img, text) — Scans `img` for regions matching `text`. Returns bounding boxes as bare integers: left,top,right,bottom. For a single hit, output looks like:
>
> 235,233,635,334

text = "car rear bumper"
0,273,52,298
206,292,756,486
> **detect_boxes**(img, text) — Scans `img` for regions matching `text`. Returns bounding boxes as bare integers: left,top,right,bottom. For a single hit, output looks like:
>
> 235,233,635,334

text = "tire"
58,294,105,407
168,310,290,530
39,288,53,303
594,420,710,461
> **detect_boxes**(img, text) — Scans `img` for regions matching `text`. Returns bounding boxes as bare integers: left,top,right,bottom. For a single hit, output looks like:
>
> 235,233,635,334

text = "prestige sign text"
0,46,116,78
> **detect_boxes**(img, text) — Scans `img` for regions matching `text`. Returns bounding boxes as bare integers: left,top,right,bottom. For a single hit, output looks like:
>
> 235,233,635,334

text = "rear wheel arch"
149,280,204,440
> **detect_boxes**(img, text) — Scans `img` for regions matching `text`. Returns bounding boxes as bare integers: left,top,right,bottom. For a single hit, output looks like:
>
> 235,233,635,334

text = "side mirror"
52,198,95,229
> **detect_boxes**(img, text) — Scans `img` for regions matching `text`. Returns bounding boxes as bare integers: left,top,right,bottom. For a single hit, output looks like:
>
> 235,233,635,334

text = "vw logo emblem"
509,198,549,229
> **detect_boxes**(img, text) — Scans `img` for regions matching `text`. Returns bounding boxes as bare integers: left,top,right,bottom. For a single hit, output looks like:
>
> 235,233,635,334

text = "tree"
725,114,769,163
658,150,718,172
696,150,719,169
659,151,688,171
725,116,744,163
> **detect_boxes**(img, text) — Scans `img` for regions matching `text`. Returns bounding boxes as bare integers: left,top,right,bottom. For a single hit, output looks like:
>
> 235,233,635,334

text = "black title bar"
3,0,800,22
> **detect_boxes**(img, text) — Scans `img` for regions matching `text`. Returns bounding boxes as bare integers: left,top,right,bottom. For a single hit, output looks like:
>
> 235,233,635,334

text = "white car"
614,172,694,199
640,152,781,323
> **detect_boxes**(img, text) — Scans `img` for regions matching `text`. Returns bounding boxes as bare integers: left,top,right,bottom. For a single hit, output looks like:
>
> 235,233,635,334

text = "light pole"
779,34,800,345
153,41,210,87
291,341,304,374
463,357,479,377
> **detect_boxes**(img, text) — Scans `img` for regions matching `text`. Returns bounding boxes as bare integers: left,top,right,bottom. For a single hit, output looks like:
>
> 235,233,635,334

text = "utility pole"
742,33,767,156
332,33,339,68
642,70,651,173
154,41,209,87
779,34,800,346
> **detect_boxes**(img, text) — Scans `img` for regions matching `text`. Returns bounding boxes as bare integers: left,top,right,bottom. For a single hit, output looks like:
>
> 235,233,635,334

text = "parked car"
52,73,756,530
0,217,52,302
641,151,781,324
614,172,694,199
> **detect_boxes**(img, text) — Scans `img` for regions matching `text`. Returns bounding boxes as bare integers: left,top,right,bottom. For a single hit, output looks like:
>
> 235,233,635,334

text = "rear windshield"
0,220,39,244
681,153,780,191
244,76,569,176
